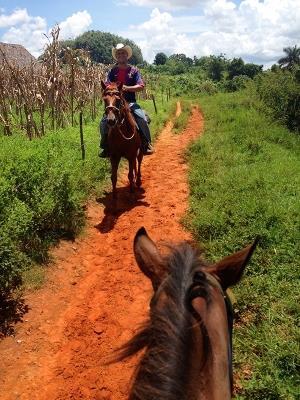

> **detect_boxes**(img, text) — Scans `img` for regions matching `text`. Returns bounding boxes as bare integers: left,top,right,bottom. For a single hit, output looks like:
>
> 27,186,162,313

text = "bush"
0,236,27,300
255,69,300,132
0,234,29,336
222,75,252,92
0,121,110,303
199,80,218,95
0,143,88,262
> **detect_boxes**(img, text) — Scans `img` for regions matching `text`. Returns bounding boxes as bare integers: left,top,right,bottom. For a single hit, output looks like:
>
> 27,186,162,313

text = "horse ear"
134,227,166,291
101,80,106,91
206,239,258,290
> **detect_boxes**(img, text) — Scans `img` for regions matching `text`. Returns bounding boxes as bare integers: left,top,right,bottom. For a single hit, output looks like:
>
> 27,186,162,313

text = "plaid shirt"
106,65,144,103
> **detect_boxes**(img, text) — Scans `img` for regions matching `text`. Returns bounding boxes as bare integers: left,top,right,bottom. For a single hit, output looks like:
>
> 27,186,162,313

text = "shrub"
222,75,252,92
255,69,300,132
199,80,218,95
0,235,27,303
0,121,109,303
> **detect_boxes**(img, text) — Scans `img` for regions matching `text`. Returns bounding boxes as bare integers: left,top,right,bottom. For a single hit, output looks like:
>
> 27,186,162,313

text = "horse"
113,227,258,400
101,81,143,199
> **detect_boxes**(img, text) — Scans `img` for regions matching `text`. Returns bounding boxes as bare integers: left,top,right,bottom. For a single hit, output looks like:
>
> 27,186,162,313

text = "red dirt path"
0,103,203,400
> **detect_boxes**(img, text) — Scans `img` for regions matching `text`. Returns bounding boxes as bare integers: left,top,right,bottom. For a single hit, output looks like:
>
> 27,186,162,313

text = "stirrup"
99,149,109,158
143,143,154,155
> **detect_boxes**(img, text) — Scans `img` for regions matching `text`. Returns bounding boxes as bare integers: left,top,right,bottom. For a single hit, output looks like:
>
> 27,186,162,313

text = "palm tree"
278,45,300,70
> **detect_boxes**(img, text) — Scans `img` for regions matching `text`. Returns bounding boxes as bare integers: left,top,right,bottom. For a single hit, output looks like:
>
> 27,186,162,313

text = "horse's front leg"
128,158,136,193
111,156,121,199
136,150,143,188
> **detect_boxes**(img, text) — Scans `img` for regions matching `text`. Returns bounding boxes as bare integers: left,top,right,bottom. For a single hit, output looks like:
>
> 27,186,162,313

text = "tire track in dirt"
0,102,203,400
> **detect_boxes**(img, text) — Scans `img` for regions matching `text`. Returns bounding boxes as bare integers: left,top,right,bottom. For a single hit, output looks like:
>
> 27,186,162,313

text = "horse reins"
188,271,234,390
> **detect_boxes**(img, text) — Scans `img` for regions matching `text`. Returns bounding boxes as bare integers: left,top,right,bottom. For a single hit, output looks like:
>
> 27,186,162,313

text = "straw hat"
112,43,133,60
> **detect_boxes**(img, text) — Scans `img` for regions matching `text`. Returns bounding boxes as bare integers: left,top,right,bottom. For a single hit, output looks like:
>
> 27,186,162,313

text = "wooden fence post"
79,108,85,160
151,94,158,114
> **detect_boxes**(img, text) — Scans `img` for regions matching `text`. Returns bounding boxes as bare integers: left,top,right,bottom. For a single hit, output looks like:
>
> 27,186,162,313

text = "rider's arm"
123,84,144,92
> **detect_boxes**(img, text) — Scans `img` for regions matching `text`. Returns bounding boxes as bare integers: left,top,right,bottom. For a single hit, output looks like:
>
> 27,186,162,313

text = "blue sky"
0,0,299,67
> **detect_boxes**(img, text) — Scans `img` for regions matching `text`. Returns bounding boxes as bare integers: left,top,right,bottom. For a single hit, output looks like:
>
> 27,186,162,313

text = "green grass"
22,264,46,291
139,95,177,140
172,98,193,134
186,91,300,399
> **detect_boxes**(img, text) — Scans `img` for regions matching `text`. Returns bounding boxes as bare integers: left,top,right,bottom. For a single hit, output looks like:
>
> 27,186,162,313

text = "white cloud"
125,8,198,61
121,0,206,9
0,9,92,57
1,10,47,57
0,8,30,28
58,11,92,40
123,0,300,66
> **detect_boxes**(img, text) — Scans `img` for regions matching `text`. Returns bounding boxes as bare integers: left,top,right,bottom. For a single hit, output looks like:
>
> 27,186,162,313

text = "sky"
0,0,299,68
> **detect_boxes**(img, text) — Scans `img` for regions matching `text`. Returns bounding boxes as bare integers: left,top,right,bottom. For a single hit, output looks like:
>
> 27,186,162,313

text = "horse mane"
112,243,212,400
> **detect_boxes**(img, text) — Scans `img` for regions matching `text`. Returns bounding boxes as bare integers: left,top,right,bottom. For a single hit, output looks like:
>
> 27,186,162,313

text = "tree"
60,31,144,65
194,56,209,67
271,64,280,73
278,45,300,70
227,58,245,80
165,59,186,74
154,52,168,65
168,53,193,67
243,63,263,78
206,55,227,81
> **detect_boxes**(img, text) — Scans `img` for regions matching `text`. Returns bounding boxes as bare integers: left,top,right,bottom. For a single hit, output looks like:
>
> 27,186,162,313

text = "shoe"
143,143,154,155
99,149,109,158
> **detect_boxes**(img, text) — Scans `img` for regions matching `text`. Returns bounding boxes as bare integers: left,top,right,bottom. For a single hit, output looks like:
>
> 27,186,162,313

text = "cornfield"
0,26,108,139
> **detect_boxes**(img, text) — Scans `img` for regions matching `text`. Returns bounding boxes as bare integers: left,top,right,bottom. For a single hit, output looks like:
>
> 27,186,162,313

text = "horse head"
114,227,257,400
101,80,124,127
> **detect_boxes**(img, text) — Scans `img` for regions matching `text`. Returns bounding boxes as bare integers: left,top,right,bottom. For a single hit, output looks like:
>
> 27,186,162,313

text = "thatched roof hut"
0,42,36,68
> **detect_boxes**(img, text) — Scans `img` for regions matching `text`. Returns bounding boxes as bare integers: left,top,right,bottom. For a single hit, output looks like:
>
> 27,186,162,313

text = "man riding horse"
99,43,154,158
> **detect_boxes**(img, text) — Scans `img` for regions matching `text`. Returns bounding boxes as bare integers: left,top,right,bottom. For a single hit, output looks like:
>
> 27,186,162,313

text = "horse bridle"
188,270,234,390
104,90,123,120
149,268,234,390
104,91,136,140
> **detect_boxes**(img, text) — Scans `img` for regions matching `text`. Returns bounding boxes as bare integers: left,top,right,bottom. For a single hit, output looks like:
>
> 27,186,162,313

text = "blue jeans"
100,103,151,149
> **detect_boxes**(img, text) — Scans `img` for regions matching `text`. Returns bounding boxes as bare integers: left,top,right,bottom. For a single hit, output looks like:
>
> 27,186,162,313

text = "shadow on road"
0,294,29,338
95,186,150,233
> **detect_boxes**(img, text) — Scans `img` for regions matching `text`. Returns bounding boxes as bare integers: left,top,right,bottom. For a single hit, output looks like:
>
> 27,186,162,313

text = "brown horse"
101,81,143,199
113,228,257,400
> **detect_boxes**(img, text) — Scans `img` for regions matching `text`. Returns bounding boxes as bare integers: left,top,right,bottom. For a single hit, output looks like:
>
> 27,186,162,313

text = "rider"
99,43,154,158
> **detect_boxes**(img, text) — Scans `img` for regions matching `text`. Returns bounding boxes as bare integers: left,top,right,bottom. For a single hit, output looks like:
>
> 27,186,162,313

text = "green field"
186,90,300,399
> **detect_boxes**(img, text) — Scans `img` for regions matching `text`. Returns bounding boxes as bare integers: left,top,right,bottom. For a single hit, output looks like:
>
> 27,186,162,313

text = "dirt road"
0,102,203,400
